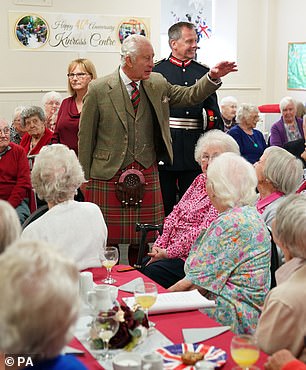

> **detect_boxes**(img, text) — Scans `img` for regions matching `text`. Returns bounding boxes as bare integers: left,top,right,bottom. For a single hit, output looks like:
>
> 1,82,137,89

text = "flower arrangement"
90,304,149,351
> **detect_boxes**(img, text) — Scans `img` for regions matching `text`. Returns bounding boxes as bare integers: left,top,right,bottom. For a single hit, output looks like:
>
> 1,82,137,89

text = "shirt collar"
0,145,11,159
119,67,140,89
169,54,192,68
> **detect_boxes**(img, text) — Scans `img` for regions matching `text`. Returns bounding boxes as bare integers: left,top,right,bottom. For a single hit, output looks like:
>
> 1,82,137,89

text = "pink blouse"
154,174,218,260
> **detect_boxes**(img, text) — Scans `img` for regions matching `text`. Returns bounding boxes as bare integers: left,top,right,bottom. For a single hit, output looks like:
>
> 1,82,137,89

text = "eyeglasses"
201,153,220,162
67,72,91,79
0,128,10,135
45,101,61,106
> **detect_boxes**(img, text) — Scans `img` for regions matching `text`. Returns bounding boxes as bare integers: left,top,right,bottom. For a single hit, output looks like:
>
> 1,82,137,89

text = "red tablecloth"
71,265,268,369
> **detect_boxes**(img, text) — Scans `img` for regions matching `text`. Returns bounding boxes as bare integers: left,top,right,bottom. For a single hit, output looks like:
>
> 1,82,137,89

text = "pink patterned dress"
154,173,218,260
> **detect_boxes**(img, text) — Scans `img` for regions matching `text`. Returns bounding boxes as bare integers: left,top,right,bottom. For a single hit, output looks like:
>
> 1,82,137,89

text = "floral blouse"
154,174,218,260
185,205,271,334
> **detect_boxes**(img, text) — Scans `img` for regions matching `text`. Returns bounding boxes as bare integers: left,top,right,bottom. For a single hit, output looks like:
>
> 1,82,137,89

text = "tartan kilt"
84,162,164,244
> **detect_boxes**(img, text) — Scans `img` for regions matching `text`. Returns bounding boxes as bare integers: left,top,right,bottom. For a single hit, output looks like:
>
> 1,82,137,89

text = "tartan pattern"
130,82,140,113
85,162,164,244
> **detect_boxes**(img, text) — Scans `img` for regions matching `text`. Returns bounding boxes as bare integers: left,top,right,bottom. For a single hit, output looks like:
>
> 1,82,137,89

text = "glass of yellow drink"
230,334,259,369
134,282,157,332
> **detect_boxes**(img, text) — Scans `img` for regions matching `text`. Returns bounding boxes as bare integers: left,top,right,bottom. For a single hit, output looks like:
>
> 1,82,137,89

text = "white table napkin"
182,326,231,343
118,277,144,293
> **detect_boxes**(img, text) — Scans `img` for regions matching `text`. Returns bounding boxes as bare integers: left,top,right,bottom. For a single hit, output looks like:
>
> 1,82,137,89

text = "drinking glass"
134,282,157,331
101,246,119,284
93,310,119,360
230,334,260,369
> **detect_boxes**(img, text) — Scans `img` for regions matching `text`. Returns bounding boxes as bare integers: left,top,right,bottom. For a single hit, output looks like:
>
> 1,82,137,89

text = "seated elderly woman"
20,105,53,156
256,194,306,362
41,91,62,132
0,240,87,370
140,130,240,288
22,144,107,270
0,118,31,223
228,103,267,164
0,200,21,253
169,152,271,334
219,95,238,132
10,106,27,144
255,146,303,227
270,97,304,147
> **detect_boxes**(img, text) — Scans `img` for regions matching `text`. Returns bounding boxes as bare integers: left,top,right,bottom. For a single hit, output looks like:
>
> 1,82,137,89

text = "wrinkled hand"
145,246,168,266
209,61,238,79
264,349,296,370
168,278,194,292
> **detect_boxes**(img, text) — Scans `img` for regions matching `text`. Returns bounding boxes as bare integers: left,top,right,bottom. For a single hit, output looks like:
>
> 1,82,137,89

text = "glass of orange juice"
230,334,259,369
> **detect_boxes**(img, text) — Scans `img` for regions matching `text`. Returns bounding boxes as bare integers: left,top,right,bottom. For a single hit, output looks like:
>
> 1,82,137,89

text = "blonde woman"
52,58,97,155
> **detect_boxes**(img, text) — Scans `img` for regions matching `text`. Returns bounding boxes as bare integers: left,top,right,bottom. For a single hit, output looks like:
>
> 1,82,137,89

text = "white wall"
1,0,306,122
269,0,306,105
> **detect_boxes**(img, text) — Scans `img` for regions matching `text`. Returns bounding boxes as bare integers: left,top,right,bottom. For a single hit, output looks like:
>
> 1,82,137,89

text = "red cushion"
258,104,280,113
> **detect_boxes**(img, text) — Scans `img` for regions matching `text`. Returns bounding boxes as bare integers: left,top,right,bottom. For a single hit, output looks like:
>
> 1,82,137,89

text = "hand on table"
264,349,296,370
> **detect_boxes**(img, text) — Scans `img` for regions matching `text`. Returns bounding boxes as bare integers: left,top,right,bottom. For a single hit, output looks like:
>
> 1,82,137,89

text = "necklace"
246,133,258,148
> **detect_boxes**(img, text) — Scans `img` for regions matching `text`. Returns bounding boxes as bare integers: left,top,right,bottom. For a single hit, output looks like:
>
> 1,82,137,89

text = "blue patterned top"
185,205,271,334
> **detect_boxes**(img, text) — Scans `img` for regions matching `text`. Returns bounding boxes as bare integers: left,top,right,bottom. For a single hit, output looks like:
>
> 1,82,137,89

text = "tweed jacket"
78,68,220,180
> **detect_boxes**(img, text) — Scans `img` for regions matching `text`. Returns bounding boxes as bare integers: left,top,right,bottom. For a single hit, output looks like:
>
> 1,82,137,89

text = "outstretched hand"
209,61,238,79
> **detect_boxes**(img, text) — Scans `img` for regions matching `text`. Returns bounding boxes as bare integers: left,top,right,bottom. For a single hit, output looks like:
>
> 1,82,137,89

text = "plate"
156,343,227,369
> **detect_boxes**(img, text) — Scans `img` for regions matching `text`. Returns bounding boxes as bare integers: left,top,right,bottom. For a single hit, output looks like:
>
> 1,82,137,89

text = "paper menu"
122,289,216,315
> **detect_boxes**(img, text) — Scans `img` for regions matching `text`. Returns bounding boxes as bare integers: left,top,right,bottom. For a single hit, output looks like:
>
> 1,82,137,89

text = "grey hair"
194,129,240,165
31,144,85,205
12,106,26,121
0,200,21,254
279,96,297,111
0,239,79,357
41,91,62,106
168,21,196,46
236,103,259,122
263,146,303,194
20,106,45,128
220,96,238,107
207,152,258,208
274,194,306,258
120,34,148,67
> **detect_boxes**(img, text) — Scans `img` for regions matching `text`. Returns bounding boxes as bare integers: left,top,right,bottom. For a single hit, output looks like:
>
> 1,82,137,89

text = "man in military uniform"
154,21,223,216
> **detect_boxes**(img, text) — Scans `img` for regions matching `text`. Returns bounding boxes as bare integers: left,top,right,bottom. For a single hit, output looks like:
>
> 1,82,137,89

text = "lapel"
107,69,130,130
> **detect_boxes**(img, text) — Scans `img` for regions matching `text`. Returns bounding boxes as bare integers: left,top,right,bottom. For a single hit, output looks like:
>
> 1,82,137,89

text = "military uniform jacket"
153,56,223,171
78,68,220,180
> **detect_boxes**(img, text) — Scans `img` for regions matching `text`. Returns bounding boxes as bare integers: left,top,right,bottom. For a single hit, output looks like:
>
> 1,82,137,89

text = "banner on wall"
9,11,150,52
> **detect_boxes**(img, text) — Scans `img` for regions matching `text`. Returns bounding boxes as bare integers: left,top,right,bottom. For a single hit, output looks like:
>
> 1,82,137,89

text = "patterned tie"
130,81,140,114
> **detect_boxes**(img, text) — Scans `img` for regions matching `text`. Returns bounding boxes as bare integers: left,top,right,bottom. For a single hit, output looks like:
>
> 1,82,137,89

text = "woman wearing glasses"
228,103,267,164
52,58,97,155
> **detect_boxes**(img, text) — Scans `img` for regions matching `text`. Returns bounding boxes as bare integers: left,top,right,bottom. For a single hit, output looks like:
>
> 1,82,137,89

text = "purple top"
270,117,303,147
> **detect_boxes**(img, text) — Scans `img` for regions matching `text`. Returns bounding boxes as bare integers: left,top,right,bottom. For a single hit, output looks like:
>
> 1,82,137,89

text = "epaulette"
192,59,210,69
154,58,166,66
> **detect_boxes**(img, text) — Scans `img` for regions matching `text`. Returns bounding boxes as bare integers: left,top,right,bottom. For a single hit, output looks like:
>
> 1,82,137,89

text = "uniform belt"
169,117,202,130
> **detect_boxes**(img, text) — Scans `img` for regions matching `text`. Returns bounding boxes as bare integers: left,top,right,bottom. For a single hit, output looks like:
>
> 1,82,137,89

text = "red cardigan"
0,143,31,207
20,128,53,155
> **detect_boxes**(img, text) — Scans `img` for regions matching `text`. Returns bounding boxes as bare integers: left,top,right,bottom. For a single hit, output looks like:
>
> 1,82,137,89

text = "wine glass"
93,310,119,360
230,334,260,369
101,246,119,284
134,282,158,332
